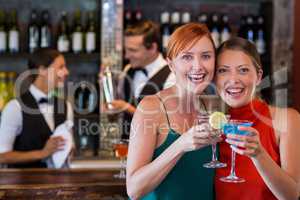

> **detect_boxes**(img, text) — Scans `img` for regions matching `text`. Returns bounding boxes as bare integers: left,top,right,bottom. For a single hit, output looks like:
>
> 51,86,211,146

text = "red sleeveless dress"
215,99,280,200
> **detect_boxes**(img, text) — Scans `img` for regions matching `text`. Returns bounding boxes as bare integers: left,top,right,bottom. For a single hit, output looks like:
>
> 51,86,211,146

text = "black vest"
122,65,171,138
8,91,67,168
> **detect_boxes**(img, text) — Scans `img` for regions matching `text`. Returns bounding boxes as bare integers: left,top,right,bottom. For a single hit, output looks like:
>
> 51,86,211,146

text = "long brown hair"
217,37,262,73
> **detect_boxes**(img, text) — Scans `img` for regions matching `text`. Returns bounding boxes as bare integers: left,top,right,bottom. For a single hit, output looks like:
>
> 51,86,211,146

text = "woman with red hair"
126,23,217,200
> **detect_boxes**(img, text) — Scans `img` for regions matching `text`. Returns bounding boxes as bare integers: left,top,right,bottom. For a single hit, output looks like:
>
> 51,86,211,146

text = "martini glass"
219,120,253,183
198,113,227,168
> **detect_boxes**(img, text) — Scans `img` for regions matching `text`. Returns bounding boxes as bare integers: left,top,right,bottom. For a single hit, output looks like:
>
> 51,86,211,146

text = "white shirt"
131,53,176,98
0,84,73,153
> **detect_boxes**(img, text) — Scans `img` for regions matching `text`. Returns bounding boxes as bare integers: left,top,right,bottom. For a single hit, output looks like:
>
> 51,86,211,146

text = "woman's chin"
225,96,250,108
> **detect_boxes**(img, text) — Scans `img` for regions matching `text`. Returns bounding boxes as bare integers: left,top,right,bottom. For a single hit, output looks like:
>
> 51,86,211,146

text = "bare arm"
227,108,300,200
252,108,300,200
126,95,220,199
0,136,65,165
0,151,47,164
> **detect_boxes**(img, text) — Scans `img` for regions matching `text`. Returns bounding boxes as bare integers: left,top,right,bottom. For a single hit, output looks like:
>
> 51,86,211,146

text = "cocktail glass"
219,120,253,183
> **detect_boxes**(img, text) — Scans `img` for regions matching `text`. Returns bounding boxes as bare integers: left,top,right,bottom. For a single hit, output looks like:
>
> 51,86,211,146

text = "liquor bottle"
28,10,40,53
7,72,16,100
87,76,98,113
124,9,132,28
181,11,191,25
0,10,7,53
255,15,266,55
40,10,52,48
245,15,255,42
0,72,8,111
57,11,70,53
134,9,143,23
71,10,83,54
8,10,19,53
238,16,247,38
220,14,231,43
197,13,208,25
170,11,181,33
210,13,220,48
85,11,96,53
76,81,89,113
160,11,171,54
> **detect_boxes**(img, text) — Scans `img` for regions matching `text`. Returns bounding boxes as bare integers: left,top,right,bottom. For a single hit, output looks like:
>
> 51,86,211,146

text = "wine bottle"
28,10,40,53
8,10,19,53
57,11,70,53
245,15,254,42
72,10,83,54
85,11,96,53
0,72,7,111
255,15,266,55
197,13,208,25
124,9,132,28
135,9,143,23
220,14,231,43
160,11,170,54
0,10,6,53
238,16,247,38
40,10,52,48
181,11,191,24
210,13,220,48
170,11,181,33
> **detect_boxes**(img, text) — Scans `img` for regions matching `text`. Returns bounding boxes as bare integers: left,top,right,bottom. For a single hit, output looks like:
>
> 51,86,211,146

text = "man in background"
105,20,175,139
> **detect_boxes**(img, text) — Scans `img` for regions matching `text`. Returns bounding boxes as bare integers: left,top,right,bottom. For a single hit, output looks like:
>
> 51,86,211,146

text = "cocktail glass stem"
212,143,217,162
114,157,126,179
230,147,237,177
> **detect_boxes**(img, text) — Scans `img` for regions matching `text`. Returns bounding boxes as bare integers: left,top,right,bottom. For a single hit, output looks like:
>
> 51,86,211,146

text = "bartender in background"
0,48,73,168
104,20,175,139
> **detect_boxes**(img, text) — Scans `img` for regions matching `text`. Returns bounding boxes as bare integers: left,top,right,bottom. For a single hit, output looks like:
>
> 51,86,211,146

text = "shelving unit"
0,0,101,157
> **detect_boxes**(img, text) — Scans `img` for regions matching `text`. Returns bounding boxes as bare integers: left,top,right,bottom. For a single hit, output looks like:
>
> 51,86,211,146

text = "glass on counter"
113,139,128,179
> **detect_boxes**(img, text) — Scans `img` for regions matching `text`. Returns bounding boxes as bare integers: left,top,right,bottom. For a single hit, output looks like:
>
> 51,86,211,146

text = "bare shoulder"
269,106,300,121
136,95,161,116
269,106,300,137
131,95,163,131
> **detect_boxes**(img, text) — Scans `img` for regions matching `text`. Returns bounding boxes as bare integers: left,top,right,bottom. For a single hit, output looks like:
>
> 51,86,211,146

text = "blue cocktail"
220,120,253,183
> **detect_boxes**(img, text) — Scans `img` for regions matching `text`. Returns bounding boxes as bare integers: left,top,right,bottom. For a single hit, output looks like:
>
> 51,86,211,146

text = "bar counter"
0,168,127,200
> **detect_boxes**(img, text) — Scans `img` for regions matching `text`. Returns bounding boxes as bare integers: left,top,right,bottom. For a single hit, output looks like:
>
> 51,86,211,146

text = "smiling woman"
126,23,219,200
214,37,300,200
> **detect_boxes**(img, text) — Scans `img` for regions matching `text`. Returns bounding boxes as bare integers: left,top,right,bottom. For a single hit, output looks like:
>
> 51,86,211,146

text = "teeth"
227,88,243,93
188,74,205,79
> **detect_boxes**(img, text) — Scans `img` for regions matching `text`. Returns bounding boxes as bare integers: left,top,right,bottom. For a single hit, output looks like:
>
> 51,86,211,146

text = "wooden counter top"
0,168,127,200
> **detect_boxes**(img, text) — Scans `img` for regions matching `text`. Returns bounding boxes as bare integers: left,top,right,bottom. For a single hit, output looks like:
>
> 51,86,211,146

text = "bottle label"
0,32,7,52
58,36,69,52
29,28,39,51
221,29,231,43
256,39,266,55
72,32,83,53
211,30,220,48
9,30,19,52
247,30,254,42
41,27,51,48
86,32,96,53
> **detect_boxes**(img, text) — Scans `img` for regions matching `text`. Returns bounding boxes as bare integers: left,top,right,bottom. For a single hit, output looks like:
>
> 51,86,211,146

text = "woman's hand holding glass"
178,123,222,153
226,126,263,158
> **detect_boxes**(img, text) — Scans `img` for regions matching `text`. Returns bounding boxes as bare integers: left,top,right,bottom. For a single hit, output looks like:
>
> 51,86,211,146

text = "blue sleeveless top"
140,96,215,200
